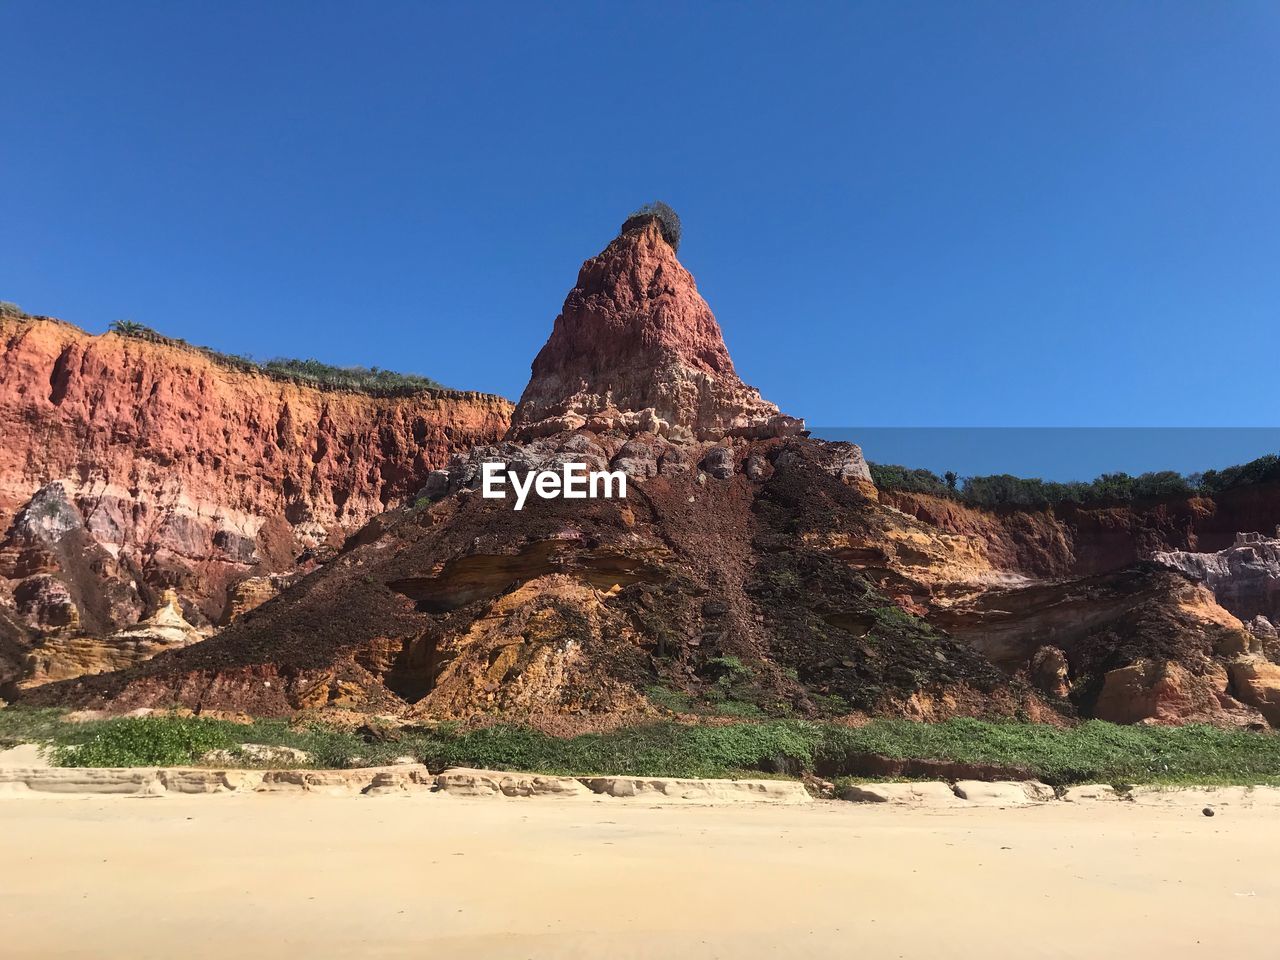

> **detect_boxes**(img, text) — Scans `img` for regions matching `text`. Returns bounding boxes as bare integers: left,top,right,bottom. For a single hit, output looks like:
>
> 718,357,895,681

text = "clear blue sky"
3,1,1278,431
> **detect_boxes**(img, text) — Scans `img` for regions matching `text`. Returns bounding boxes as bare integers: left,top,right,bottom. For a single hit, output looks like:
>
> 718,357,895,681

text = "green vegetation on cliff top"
105,320,448,395
3,306,452,396
871,454,1280,509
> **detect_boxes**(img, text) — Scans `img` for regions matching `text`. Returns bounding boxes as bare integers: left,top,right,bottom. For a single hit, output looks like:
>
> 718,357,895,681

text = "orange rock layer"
0,316,512,622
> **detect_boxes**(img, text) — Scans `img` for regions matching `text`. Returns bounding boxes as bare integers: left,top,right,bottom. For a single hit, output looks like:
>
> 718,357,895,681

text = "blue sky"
3,2,1278,437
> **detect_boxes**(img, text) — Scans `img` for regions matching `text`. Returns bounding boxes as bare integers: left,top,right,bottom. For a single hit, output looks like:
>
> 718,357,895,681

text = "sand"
0,795,1276,959
0,744,50,768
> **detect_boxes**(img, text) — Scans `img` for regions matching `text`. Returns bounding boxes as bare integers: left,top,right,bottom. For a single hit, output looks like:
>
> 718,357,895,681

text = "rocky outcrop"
29,280,954,726
16,212,1280,732
13,574,79,631
1155,530,1280,626
933,564,1270,725
25,431,1021,727
1226,656,1280,725
0,316,512,625
21,588,206,688
0,761,807,802
222,574,299,623
1092,658,1241,726
508,216,804,443
1,482,145,635
884,487,1280,582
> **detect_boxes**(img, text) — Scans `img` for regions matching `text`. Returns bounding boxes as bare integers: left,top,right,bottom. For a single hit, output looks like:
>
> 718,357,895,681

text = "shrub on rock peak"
621,201,682,251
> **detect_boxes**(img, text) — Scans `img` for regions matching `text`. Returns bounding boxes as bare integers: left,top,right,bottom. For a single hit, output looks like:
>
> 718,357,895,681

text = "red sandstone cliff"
0,316,512,632
17,214,1280,731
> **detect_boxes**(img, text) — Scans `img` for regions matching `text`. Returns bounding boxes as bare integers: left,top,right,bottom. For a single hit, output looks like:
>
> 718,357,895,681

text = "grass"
818,718,1280,787
3,709,1279,785
103,320,449,396
0,708,67,748
49,716,235,767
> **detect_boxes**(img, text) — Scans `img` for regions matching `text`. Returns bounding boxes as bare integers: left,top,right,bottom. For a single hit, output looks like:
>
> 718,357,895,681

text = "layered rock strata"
21,588,206,688
0,315,512,631
1155,530,1280,627
20,214,1280,731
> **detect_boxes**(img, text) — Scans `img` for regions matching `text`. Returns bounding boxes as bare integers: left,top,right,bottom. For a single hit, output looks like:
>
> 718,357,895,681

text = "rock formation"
508,215,803,443
25,431,1038,725
1155,530,1280,626
0,315,512,633
16,211,1280,731
935,564,1268,726
21,588,206,688
884,486,1280,581
22,222,971,726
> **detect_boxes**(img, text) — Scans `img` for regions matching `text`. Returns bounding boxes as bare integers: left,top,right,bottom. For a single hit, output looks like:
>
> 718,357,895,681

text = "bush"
868,463,953,497
50,716,234,766
870,459,1264,508
8,708,1278,785
408,722,816,778
817,718,1280,786
622,201,682,251
0,707,66,748
258,357,443,393
1198,454,1280,496
106,320,446,395
0,301,29,319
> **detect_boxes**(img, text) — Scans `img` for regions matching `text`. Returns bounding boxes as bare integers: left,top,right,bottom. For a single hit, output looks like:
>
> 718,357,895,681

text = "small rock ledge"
0,763,810,804
4,763,1278,810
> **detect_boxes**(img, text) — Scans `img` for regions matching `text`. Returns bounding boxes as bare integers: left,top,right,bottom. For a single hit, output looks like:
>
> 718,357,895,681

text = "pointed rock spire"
508,214,803,442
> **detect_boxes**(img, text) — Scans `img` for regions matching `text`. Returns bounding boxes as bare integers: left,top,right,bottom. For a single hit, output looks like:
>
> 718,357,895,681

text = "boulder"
1030,645,1070,698
1227,656,1280,725
611,438,661,479
701,446,736,480
836,781,960,806
1092,659,1245,726
744,453,772,482
952,780,1055,805
1248,615,1277,640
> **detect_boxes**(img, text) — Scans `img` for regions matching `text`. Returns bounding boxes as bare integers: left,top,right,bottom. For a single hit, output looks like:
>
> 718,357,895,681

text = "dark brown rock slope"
27,435,1048,727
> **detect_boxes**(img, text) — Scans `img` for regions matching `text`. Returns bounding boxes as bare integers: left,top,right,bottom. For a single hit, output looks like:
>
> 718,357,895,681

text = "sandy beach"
1,794,1276,959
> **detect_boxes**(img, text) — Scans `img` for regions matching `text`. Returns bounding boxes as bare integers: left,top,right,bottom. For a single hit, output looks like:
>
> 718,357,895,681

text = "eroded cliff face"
883,487,1280,580
1155,530,1280,627
0,315,512,658
934,566,1272,727
27,434,1043,728
23,224,941,727
872,489,1280,726
21,588,206,689
18,219,1280,731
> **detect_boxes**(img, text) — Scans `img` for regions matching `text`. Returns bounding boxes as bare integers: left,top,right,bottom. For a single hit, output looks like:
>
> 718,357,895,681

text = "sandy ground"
1,795,1276,960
